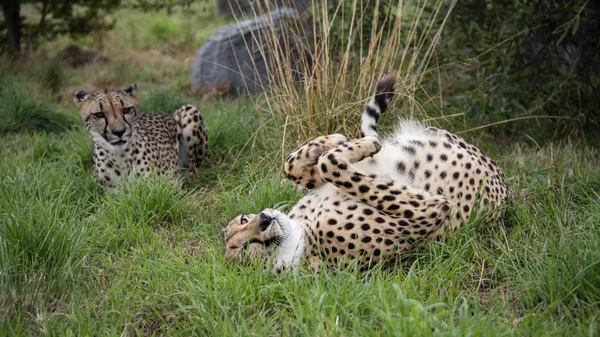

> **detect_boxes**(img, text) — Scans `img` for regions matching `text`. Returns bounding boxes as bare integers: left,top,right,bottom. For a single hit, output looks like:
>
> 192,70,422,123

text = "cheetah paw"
284,134,348,189
347,136,382,160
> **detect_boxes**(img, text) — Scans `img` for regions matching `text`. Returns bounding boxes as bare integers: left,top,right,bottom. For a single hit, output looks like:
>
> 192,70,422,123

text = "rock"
190,7,311,95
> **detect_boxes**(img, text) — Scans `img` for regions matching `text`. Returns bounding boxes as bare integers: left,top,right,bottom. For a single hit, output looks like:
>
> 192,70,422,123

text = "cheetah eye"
93,112,105,118
122,107,133,115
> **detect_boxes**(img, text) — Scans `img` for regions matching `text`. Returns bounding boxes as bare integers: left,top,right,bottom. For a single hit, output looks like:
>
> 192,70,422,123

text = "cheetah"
72,84,207,189
221,75,508,273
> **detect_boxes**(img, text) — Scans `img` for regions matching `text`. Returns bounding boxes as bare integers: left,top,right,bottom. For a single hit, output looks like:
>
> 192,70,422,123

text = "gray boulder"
190,7,310,94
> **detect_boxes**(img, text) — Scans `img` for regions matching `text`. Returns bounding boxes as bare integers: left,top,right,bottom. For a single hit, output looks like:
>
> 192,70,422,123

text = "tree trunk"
2,0,22,55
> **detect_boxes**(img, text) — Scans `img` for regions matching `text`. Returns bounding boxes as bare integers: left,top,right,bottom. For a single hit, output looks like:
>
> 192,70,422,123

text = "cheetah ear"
72,89,89,106
123,83,137,98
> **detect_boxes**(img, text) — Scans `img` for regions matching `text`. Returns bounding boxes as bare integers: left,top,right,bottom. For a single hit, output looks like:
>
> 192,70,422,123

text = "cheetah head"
72,84,139,148
220,209,289,266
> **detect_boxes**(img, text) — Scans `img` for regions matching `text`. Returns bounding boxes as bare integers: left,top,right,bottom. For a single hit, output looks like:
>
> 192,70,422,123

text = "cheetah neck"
274,216,306,269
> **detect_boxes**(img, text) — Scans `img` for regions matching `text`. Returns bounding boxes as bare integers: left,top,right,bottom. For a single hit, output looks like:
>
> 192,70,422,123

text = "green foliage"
148,17,179,41
436,0,599,139
30,0,120,41
0,0,121,53
128,0,204,12
0,70,76,135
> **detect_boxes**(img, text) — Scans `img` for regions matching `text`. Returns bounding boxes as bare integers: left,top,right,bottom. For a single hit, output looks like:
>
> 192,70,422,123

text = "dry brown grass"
237,0,457,153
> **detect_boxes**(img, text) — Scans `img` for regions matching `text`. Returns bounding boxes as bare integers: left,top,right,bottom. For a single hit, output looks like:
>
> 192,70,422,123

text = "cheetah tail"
360,74,397,138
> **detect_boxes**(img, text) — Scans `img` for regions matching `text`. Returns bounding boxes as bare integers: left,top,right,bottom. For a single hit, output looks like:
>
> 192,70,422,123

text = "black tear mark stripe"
102,115,108,136
124,117,132,130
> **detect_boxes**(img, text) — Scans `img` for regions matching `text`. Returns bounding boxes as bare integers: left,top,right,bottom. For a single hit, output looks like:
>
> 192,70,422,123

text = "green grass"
1,71,599,337
1,3,599,336
138,86,188,113
0,71,77,135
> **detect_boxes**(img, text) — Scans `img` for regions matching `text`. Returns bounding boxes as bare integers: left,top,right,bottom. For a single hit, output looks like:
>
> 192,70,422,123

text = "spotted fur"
221,76,508,273
73,84,208,189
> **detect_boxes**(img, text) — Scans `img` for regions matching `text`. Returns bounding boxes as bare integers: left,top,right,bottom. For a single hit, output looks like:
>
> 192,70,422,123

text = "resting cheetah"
221,75,508,273
72,84,207,189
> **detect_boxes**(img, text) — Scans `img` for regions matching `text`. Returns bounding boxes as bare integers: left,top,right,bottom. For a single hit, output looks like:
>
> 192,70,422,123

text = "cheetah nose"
113,128,126,138
258,213,273,231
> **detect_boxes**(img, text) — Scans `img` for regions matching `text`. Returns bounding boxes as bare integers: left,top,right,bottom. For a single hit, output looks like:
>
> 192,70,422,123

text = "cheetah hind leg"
317,137,454,241
173,105,208,173
284,134,348,190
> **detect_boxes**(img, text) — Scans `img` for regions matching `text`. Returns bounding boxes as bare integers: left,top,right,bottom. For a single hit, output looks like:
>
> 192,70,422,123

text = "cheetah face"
72,84,138,148
221,209,285,264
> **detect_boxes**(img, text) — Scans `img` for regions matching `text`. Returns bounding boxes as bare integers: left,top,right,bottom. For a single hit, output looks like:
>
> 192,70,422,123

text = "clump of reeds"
234,0,456,153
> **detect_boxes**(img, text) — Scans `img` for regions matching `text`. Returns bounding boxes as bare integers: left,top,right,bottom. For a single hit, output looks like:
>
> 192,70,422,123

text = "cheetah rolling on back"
73,84,207,189
221,75,508,273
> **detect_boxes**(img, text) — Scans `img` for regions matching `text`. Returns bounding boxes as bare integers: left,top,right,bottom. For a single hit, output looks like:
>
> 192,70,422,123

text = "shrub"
436,0,599,139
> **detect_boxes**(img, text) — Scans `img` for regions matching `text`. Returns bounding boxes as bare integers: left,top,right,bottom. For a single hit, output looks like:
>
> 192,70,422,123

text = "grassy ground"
1,3,600,337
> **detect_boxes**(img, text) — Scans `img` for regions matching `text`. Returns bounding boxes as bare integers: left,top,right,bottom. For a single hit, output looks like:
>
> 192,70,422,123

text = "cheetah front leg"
92,145,127,193
317,137,454,226
173,105,208,172
284,134,347,190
